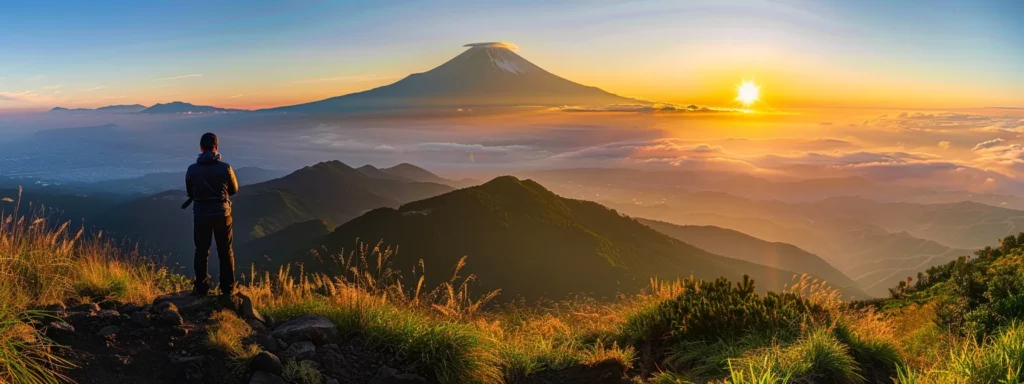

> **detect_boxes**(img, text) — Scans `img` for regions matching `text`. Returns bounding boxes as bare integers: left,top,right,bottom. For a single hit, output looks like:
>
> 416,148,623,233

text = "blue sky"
1,0,1021,110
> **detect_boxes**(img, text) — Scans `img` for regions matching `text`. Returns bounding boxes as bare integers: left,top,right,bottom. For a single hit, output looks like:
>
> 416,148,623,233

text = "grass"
207,310,261,364
11,188,1024,383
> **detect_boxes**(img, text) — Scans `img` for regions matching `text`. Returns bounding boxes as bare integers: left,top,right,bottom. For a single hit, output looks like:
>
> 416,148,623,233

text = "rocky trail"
36,293,431,384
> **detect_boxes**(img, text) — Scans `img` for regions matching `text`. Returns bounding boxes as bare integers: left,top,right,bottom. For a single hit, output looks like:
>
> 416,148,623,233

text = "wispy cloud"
77,85,106,92
228,93,248,99
158,73,202,80
973,138,1005,152
42,84,63,90
289,74,393,85
24,75,45,82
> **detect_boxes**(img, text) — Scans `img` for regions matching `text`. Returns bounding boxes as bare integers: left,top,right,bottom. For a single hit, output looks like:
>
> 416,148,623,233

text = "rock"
325,377,340,384
276,339,288,351
247,319,267,333
280,340,316,361
169,355,207,381
65,311,94,325
158,309,184,326
254,334,279,353
130,311,152,327
263,314,276,330
249,371,287,384
270,315,339,346
98,300,122,310
70,303,100,313
152,301,179,314
98,326,120,340
319,345,351,377
170,326,189,337
45,322,76,344
248,351,283,376
118,303,143,314
96,310,121,324
370,366,428,384
153,291,202,313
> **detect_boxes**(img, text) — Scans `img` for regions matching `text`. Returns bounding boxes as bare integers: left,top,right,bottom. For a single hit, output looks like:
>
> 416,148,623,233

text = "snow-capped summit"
266,42,637,112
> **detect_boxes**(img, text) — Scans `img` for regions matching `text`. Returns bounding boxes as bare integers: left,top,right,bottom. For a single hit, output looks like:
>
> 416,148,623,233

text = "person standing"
185,132,239,297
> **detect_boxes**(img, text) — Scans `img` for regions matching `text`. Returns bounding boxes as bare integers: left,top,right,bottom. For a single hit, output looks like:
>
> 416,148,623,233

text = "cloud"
289,75,393,85
76,85,106,92
464,42,519,51
23,75,45,82
228,94,247,99
158,74,202,80
973,138,1005,151
549,104,733,113
938,141,951,149
42,84,62,90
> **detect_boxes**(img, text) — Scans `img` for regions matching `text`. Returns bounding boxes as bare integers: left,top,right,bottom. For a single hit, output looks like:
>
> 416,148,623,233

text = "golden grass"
207,310,260,360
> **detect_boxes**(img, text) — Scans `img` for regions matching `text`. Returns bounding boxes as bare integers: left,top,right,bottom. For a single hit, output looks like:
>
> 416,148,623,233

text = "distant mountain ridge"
50,104,146,113
638,219,869,299
141,101,244,114
263,42,639,113
357,163,479,188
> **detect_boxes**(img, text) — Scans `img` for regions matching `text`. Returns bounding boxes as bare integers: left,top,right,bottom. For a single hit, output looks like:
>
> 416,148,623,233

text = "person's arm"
185,166,194,198
226,165,239,196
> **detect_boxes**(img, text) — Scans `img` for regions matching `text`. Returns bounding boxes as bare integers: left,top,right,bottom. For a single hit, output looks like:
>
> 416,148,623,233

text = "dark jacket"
185,152,239,217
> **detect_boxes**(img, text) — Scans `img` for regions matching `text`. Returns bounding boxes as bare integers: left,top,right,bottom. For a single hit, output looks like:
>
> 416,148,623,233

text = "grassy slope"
292,176,805,300
639,219,870,299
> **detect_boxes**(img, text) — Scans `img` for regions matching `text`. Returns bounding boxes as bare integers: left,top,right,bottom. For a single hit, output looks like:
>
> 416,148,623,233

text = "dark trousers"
193,215,235,295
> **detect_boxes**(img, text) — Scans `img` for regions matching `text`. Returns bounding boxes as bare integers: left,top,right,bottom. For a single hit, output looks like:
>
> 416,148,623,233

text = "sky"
1,0,1022,111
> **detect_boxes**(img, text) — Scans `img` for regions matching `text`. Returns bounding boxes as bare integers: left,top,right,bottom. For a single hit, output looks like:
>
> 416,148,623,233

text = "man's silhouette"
185,133,239,297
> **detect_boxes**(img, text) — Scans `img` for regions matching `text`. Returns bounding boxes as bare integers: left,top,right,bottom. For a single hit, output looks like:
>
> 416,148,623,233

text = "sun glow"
736,80,760,108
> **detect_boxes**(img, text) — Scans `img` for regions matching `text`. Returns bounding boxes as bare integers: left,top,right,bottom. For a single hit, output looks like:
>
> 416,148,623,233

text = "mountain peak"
463,41,519,51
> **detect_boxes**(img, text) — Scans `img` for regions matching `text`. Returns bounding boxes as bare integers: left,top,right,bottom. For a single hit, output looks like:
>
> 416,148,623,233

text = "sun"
736,80,760,108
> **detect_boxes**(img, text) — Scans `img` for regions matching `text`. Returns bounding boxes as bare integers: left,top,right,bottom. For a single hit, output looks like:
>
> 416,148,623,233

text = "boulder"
224,293,265,323
325,378,340,384
370,366,428,384
248,351,284,376
170,326,189,337
65,311,94,325
247,319,267,333
270,315,339,346
250,371,287,384
158,309,184,326
98,300,122,310
152,301,179,314
96,310,121,324
280,340,316,361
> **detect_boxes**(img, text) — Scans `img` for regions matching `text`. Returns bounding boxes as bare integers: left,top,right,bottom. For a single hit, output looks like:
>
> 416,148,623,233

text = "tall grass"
0,190,176,384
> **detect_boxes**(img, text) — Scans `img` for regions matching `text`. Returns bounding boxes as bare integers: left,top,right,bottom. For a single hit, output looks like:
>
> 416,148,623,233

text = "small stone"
96,310,121,324
153,301,178,314
170,326,189,337
276,339,288,351
131,311,151,327
279,341,315,361
45,322,76,344
249,371,287,384
98,326,120,340
248,351,283,376
153,291,201,313
270,315,339,346
158,309,184,326
370,366,428,384
326,378,340,384
71,303,100,313
65,311,94,324
98,300,122,310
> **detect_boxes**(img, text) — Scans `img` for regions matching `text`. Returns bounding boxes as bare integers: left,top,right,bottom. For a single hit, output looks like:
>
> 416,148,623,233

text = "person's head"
199,132,218,153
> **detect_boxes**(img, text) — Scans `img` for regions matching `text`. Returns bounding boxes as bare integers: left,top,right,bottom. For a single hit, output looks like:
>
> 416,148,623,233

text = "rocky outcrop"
269,315,339,345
